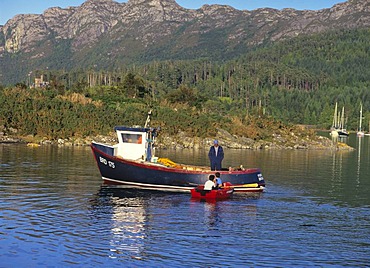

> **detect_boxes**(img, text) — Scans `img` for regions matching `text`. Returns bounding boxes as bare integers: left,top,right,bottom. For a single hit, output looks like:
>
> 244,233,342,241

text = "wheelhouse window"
121,134,143,144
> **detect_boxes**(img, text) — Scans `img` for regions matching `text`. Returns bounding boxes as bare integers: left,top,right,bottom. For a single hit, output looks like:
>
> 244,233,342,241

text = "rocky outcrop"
155,129,354,151
0,125,353,150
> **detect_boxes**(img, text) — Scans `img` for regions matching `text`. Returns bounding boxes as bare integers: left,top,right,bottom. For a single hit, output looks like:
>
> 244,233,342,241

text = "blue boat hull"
91,142,265,192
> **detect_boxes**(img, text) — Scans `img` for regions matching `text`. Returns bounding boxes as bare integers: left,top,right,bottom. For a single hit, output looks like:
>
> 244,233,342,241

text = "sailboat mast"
333,102,338,128
359,103,363,131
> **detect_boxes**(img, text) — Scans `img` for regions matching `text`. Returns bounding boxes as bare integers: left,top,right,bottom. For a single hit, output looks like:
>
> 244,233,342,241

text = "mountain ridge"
0,0,369,84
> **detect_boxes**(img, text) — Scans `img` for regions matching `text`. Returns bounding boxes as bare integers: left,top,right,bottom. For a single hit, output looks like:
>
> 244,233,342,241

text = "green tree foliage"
165,85,201,106
1,29,370,139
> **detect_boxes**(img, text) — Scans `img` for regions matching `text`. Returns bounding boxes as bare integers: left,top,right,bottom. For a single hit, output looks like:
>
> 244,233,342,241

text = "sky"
0,0,346,25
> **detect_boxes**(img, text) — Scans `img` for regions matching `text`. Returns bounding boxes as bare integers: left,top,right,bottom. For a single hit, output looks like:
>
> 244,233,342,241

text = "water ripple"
1,144,370,267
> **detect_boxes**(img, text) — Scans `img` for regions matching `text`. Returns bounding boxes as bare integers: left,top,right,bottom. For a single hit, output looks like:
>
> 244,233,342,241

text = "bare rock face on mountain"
2,0,124,52
0,0,369,82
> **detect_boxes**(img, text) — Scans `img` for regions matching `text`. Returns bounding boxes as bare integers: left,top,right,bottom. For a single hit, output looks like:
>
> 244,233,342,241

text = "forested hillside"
1,0,368,86
0,28,369,141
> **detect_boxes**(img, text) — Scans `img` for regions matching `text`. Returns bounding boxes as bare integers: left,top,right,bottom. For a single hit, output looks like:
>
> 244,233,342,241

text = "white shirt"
214,146,219,156
204,180,215,190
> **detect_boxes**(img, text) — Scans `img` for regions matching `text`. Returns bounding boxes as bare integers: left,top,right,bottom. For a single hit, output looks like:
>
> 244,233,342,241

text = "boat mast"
332,102,338,128
144,110,158,161
145,110,152,128
359,103,363,132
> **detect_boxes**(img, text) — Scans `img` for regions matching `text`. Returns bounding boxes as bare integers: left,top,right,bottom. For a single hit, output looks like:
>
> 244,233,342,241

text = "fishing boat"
91,111,266,193
190,186,234,200
357,103,364,137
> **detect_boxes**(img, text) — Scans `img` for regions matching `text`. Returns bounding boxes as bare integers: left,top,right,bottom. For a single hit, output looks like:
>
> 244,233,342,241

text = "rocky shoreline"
0,128,354,151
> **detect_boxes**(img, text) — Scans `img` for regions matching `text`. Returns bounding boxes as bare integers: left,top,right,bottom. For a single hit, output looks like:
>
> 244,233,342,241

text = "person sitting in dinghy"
215,172,222,188
204,174,216,190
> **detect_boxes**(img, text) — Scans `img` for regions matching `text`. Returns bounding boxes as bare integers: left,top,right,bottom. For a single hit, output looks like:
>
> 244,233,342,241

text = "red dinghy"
190,186,234,200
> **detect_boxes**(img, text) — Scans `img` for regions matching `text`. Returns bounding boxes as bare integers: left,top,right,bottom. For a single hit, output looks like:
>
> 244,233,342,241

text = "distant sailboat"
357,103,364,137
365,120,370,137
330,102,339,137
338,106,349,137
330,102,349,137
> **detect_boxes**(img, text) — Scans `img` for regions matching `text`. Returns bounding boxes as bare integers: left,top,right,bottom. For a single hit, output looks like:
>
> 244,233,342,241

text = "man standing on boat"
208,140,224,171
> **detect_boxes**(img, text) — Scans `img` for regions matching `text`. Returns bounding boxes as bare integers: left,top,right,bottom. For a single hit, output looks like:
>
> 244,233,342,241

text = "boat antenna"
144,110,152,128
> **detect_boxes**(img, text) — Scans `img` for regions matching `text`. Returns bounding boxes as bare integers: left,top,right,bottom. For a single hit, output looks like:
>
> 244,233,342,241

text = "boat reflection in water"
92,186,262,261
189,191,261,229
356,136,362,187
93,186,151,259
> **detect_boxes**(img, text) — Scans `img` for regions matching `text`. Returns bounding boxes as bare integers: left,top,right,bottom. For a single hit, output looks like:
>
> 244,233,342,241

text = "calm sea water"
0,134,369,267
